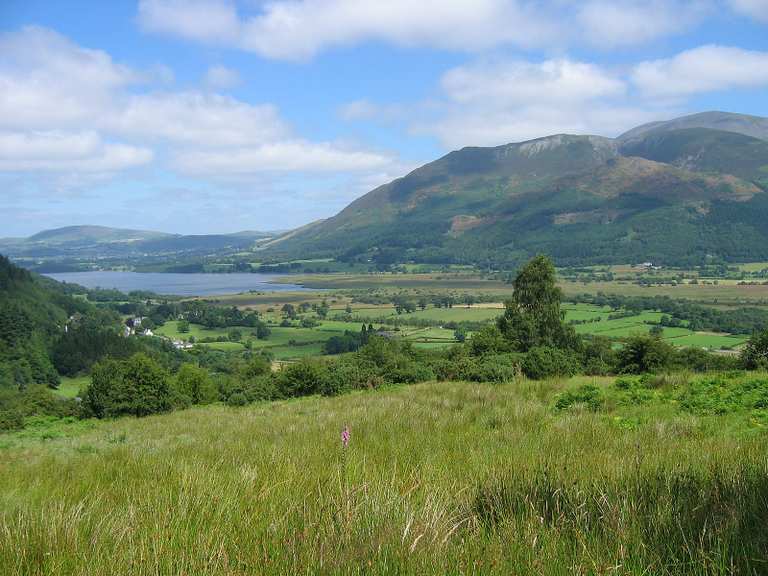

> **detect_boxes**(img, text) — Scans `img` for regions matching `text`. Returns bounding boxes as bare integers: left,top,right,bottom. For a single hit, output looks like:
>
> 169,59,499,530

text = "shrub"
82,353,172,418
740,330,768,370
226,392,247,407
173,363,219,405
243,375,281,403
522,347,580,380
616,335,674,374
468,325,508,356
0,408,23,431
276,359,328,397
554,384,604,412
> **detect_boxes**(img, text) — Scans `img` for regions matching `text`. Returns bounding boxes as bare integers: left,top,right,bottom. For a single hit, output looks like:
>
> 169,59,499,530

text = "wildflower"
341,425,350,448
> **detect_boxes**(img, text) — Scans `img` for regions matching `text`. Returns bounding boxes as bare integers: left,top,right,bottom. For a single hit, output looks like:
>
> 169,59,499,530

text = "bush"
243,376,281,403
522,347,580,380
82,353,172,418
554,384,604,412
740,330,768,370
616,335,675,374
173,363,218,405
468,325,509,356
226,392,247,407
437,353,521,383
0,408,23,431
276,359,328,397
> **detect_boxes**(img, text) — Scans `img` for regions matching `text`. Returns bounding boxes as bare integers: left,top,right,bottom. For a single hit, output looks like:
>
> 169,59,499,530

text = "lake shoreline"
43,271,313,297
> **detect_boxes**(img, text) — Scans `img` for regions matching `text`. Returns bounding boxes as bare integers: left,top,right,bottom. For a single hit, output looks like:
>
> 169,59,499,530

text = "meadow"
2,374,767,574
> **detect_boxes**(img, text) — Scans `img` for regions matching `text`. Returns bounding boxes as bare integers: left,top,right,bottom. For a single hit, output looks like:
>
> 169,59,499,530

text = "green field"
381,306,503,323
3,375,767,574
54,376,90,399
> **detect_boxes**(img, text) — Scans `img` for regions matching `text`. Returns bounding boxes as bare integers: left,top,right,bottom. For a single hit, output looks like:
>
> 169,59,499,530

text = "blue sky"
1,0,767,237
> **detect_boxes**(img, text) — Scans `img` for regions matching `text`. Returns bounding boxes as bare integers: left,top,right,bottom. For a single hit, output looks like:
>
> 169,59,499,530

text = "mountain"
265,112,768,267
0,226,280,265
619,111,768,143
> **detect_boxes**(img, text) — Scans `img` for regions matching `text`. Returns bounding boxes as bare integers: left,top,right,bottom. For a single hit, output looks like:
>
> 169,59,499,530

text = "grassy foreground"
2,377,767,575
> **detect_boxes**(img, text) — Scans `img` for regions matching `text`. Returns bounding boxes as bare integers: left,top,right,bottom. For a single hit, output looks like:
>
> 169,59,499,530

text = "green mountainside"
0,255,88,387
265,112,768,267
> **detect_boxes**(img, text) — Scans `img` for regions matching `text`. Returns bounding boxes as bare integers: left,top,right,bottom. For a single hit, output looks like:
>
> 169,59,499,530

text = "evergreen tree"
497,255,580,352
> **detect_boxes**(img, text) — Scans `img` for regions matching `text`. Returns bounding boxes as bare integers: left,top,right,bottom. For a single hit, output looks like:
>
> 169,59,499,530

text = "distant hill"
265,112,768,267
0,226,279,264
27,225,172,245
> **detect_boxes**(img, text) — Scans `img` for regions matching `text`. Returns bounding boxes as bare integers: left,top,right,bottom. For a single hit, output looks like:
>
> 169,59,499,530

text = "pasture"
3,374,767,574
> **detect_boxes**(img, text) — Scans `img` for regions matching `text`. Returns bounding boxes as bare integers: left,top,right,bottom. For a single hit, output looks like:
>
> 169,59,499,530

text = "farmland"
150,291,750,358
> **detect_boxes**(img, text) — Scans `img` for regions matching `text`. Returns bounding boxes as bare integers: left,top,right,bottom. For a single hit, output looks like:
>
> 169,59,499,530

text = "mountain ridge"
265,111,768,267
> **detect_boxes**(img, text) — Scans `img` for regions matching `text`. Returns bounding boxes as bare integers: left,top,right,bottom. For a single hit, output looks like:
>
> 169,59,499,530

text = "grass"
2,375,768,574
54,376,89,399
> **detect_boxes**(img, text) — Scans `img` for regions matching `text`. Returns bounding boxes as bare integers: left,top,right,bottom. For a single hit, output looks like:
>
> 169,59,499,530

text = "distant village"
124,316,193,350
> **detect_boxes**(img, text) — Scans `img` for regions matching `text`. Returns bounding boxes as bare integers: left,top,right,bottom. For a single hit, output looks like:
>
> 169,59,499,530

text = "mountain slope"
267,113,768,267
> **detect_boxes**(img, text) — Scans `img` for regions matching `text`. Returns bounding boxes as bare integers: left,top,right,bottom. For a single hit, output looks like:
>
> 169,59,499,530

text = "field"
54,376,90,399
2,375,768,574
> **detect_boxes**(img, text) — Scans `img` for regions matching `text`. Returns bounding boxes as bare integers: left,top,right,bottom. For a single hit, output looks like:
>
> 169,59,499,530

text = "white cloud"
0,26,136,129
204,65,241,89
729,0,768,22
0,26,399,185
138,0,241,43
576,0,709,48
416,58,665,147
113,92,287,146
632,45,768,97
441,59,625,106
0,131,152,172
137,0,703,61
174,141,393,175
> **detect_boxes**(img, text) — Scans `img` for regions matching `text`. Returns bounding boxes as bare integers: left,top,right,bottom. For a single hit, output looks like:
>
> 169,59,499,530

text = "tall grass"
1,377,767,574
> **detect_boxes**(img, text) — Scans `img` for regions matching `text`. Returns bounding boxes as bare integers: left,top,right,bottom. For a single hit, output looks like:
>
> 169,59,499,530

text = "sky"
1,0,767,237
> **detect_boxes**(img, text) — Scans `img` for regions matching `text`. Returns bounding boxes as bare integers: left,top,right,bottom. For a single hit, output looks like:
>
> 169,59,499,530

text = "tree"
82,353,171,418
173,364,217,405
177,320,190,334
454,327,467,343
418,298,428,311
741,330,768,370
254,322,271,340
497,255,579,352
281,304,297,319
228,329,242,342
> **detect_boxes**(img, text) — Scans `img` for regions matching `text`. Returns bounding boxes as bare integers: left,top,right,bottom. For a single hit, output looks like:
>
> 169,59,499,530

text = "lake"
44,271,310,296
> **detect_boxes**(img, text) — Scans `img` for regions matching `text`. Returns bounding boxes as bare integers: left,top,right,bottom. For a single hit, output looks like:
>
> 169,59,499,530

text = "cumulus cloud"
441,59,625,105
0,131,152,172
174,141,392,175
138,0,241,43
0,26,397,182
137,0,705,60
113,92,287,146
0,26,136,129
632,45,768,97
576,0,709,48
414,58,664,147
729,0,768,22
